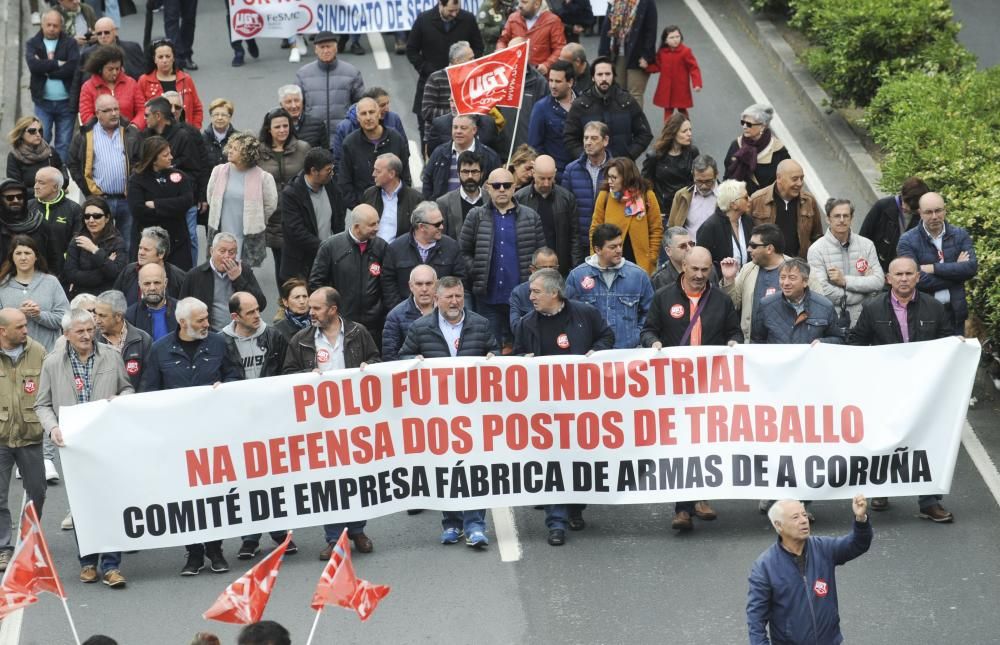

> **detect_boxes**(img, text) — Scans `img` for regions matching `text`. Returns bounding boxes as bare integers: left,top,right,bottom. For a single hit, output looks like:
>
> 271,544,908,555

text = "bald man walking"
748,159,823,259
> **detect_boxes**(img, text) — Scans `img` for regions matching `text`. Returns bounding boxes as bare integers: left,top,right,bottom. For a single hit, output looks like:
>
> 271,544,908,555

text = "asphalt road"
11,0,1000,643
952,0,1000,69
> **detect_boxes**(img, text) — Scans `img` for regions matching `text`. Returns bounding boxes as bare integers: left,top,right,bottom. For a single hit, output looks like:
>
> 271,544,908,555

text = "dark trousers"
223,0,256,53
186,540,223,558
0,444,46,552
162,0,198,60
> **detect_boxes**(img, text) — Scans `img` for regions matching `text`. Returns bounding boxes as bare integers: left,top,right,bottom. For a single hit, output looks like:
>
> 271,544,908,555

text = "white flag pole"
60,597,82,645
305,608,324,645
506,40,531,168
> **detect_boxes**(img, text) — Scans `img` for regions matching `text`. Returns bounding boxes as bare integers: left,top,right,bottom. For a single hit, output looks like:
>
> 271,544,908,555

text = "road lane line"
409,139,424,189
684,0,830,206
0,491,29,645
368,33,391,70
491,506,523,562
962,420,1000,509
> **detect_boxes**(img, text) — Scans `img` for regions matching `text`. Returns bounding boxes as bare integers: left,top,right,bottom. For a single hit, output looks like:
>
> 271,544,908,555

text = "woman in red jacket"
78,45,144,127
136,39,204,129
643,25,703,121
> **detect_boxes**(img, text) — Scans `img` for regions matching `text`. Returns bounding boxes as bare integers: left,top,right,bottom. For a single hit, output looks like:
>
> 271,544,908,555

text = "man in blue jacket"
896,192,977,336
140,297,242,577
747,495,872,645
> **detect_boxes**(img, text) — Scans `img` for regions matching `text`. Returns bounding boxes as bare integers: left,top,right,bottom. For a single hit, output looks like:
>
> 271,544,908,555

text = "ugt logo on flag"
446,41,529,115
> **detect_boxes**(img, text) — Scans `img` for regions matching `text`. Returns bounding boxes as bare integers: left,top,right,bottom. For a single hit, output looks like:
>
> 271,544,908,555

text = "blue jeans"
85,0,120,25
324,521,366,544
106,197,132,257
74,525,121,572
476,300,511,346
34,99,74,162
918,494,943,510
441,510,486,534
545,505,568,531
186,206,199,265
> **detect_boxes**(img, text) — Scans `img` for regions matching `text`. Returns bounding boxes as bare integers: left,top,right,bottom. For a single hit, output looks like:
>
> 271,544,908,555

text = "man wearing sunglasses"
719,223,790,344
460,168,547,352
0,181,45,261
652,226,715,291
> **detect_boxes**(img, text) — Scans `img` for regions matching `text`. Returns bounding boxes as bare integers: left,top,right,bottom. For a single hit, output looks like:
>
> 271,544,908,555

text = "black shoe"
180,553,203,576
247,39,259,58
349,41,365,55
284,540,298,555
231,52,244,67
237,541,259,560
281,39,292,49
406,509,424,515
207,550,229,573
568,509,585,531
184,58,199,71
547,529,566,546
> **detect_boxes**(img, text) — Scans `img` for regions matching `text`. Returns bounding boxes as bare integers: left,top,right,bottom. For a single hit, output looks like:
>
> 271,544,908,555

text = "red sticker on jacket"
581,276,595,290
74,377,84,391
669,304,685,319
369,262,382,277
23,380,36,394
126,359,140,375
813,579,828,597
556,333,570,349
765,288,777,297
316,349,330,363
855,258,869,274
169,172,182,184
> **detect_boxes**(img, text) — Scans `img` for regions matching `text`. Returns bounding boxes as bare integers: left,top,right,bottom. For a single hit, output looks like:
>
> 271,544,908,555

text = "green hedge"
867,67,1000,340
788,0,974,106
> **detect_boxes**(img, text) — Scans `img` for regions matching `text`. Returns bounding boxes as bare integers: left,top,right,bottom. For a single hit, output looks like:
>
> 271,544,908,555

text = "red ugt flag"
311,529,390,621
446,41,529,116
2,502,65,600
0,590,38,620
203,532,293,624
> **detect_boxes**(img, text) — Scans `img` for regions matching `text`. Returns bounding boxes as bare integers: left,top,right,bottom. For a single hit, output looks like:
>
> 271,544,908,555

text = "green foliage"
867,67,1000,340
789,0,974,106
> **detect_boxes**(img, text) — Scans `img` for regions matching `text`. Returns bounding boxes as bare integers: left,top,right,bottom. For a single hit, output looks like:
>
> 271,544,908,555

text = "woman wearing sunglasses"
589,157,663,276
62,196,128,298
723,103,791,196
5,116,68,190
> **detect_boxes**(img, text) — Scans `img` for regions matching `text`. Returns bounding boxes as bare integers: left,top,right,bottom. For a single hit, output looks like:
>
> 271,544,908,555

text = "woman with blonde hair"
696,178,753,274
5,116,66,189
507,143,538,191
206,132,278,268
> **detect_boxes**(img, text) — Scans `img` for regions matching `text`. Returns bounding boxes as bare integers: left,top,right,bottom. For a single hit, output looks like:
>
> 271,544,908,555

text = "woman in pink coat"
643,25,703,121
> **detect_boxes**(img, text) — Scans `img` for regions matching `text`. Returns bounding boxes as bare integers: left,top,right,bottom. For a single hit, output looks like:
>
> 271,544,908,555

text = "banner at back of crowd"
62,340,979,553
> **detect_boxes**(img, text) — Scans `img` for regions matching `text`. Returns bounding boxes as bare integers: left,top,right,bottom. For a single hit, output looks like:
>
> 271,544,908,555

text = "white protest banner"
228,0,320,41
62,340,978,554
311,0,480,34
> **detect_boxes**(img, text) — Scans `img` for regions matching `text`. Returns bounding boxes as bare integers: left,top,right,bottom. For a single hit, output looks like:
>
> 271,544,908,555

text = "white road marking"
368,33,391,71
962,420,1000,510
684,0,830,206
0,491,28,645
490,506,523,562
409,139,424,189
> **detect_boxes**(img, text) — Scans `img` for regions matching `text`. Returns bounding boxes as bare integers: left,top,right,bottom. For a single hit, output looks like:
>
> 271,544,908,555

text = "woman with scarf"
62,196,128,298
206,132,278,269
5,117,67,190
203,98,238,170
127,136,195,271
589,157,662,275
258,108,310,287
723,103,790,195
271,277,311,341
599,0,658,107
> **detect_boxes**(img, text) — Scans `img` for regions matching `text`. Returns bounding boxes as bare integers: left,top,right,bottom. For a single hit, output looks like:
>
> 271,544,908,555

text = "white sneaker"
289,49,301,63
45,459,59,483
61,513,74,531
31,11,41,25
295,37,307,55
14,466,20,480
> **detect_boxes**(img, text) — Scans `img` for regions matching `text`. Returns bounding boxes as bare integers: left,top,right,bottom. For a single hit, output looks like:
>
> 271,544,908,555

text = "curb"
0,0,29,166
726,0,886,203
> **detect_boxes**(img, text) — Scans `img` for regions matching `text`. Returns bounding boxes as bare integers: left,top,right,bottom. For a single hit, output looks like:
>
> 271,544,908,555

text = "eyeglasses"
421,220,445,228
2,194,25,202
25,127,42,135
459,169,481,176
693,179,716,187
748,242,767,249
83,211,107,220
489,182,513,190
740,120,763,128
94,30,113,36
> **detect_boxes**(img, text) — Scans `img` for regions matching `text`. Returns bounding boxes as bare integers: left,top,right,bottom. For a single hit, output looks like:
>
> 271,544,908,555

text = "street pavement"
10,0,1000,643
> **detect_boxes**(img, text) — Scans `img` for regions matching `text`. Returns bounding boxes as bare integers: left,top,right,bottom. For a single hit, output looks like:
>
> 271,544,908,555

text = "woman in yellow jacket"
589,157,663,275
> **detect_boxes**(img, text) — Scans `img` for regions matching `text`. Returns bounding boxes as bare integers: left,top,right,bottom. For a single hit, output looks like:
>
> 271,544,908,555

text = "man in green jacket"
0,308,49,572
